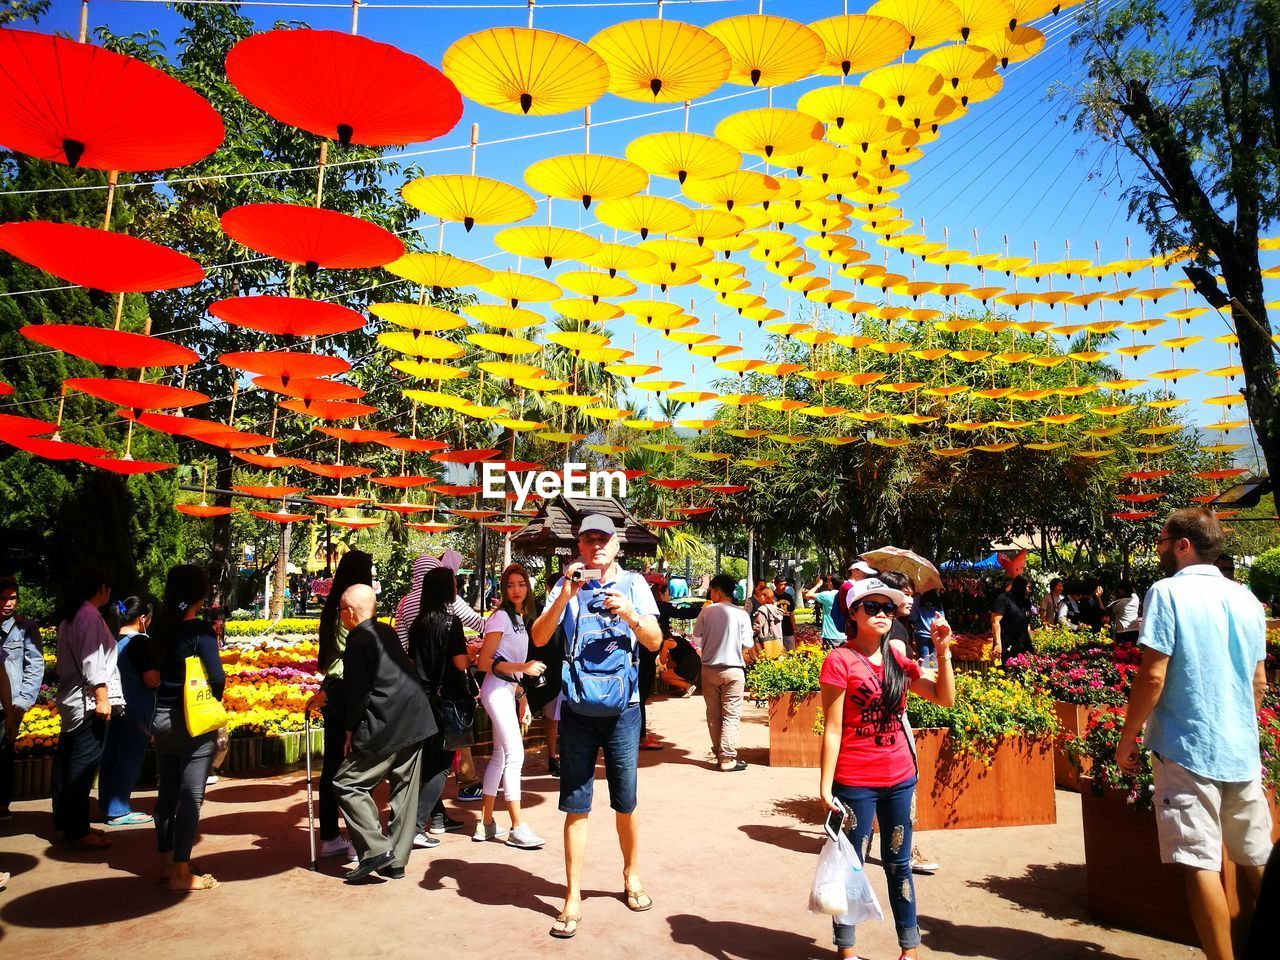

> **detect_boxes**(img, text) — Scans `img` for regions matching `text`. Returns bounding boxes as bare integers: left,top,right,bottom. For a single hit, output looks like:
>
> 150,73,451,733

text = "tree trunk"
210,449,235,608
271,521,290,620
1221,256,1280,483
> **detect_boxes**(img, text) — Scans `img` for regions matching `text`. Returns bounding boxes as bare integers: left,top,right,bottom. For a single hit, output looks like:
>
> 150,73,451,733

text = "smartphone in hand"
824,801,848,842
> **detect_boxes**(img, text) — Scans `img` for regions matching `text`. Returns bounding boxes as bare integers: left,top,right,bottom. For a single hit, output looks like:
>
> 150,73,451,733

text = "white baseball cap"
848,559,878,577
844,577,906,612
577,513,618,537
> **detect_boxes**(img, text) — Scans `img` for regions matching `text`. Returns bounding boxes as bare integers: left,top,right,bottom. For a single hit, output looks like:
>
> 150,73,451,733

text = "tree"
1065,0,1280,484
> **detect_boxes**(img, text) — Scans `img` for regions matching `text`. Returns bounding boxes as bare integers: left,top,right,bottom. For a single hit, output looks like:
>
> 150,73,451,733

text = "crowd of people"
0,506,1275,959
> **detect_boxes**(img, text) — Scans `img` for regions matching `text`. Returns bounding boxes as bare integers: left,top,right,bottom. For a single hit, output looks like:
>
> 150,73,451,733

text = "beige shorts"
1152,756,1273,872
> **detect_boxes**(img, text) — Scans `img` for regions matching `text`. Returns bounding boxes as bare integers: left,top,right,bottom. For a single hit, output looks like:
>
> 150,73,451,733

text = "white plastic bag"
836,848,884,927
808,830,885,926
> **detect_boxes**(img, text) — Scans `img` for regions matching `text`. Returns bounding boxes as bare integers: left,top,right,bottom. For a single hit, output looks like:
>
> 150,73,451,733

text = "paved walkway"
1,696,1189,959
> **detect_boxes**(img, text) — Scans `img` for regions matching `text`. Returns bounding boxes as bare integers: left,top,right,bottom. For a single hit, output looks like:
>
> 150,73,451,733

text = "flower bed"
223,618,320,638
912,729,1055,830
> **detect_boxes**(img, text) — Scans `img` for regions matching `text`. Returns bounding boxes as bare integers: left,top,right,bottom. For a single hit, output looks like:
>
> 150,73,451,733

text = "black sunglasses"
854,600,898,617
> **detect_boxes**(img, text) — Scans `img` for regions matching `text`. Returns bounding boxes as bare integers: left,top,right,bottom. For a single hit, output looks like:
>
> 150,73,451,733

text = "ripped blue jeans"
831,775,920,951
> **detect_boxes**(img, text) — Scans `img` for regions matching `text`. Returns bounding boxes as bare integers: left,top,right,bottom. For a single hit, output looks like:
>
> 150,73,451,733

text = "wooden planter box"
11,755,54,799
1080,781,1280,945
1052,701,1113,791
220,736,264,774
767,692,822,768
913,729,1056,831
263,728,325,767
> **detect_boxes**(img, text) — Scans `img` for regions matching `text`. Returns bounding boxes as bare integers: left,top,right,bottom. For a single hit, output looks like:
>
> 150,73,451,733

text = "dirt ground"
0,695,1198,960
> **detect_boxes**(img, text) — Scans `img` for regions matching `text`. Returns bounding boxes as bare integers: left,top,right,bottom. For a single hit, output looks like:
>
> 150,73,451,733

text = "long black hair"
318,550,373,673
119,595,153,630
408,566,458,690
56,565,112,626
846,592,909,731
151,565,209,663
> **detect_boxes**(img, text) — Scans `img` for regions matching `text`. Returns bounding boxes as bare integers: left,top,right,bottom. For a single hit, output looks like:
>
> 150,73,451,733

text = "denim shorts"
558,701,641,815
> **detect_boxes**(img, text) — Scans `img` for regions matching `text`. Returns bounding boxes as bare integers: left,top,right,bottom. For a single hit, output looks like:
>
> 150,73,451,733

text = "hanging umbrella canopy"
236,450,307,468
556,270,636,301
177,503,239,518
706,15,825,87
251,510,313,524
377,331,465,360
476,270,562,306
674,209,745,245
589,19,730,102
970,25,1046,67
369,302,469,332
0,411,56,437
252,375,364,403
949,0,1017,40
0,28,224,170
625,131,742,184
65,377,209,411
316,426,395,443
220,350,350,380
714,108,824,159
917,43,998,89
4,434,110,461
221,204,403,273
556,298,625,322
581,240,658,276
226,29,461,148
279,398,377,420
808,14,911,76
464,304,545,331
863,63,945,107
466,332,542,356
682,170,780,211
384,252,493,293
22,324,198,368
0,221,203,292
402,174,536,232
524,153,648,209
869,0,964,48
209,296,365,337
596,195,693,239
494,225,601,268
235,484,305,499
442,27,609,115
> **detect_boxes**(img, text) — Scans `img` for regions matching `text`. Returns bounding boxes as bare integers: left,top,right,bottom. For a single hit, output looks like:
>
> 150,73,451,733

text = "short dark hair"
877,570,912,592
1214,554,1235,575
1164,507,1224,561
0,578,17,596
709,573,736,598
1049,578,1064,591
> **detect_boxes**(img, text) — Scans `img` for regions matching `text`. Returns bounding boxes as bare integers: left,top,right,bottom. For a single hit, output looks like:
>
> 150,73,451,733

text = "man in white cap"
831,560,879,636
531,513,662,939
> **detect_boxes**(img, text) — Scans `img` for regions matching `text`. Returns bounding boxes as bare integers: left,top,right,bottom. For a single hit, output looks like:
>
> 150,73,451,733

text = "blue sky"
30,0,1279,454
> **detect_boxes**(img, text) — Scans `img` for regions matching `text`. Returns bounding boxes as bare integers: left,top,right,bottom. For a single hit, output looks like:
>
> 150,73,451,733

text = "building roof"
511,495,658,556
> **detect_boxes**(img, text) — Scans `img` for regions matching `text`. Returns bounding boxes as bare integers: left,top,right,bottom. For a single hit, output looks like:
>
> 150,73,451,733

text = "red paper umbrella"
650,478,701,490
65,377,209,411
253,376,364,403
369,475,437,489
447,508,502,520
0,222,203,292
432,484,484,497
226,30,461,148
1122,469,1174,481
280,398,377,421
297,462,374,480
328,517,383,529
309,494,371,509
0,412,56,436
0,29,224,170
219,350,350,381
430,448,502,465
1189,494,1217,504
194,427,274,450
88,456,174,474
483,522,528,534
209,296,365,337
176,503,239,518
235,450,308,469
1192,468,1248,481
407,521,457,533
235,484,305,499
4,434,109,460
676,506,717,516
24,325,198,368
644,519,686,528
703,483,750,495
0,382,12,396
377,436,448,453
485,459,543,472
1111,511,1159,521
1116,493,1162,504
315,426,394,443
251,510,312,524
120,409,235,439
377,502,432,515
221,204,403,274
620,470,646,481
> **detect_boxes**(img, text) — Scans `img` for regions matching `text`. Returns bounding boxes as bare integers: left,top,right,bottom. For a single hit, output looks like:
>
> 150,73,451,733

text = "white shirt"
1109,593,1140,632
483,609,529,679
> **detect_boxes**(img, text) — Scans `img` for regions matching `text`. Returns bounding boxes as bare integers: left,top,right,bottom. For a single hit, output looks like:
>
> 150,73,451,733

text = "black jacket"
343,618,435,756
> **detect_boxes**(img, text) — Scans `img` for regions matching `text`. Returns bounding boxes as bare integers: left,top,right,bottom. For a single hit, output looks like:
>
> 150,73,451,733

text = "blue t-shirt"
1138,565,1266,782
813,590,842,640
547,568,660,705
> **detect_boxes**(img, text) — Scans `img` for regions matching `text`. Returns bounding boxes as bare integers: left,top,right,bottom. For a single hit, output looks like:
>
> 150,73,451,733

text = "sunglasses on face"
854,600,898,617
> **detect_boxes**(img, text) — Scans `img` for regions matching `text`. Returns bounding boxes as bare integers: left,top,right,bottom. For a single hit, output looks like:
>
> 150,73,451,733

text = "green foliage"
744,644,826,699
1247,546,1280,599
907,671,1060,761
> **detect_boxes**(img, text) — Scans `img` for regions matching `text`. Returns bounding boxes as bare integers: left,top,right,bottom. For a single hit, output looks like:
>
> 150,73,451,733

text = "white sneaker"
320,836,357,862
205,774,219,785
911,846,940,874
413,832,440,849
472,821,509,843
505,824,545,850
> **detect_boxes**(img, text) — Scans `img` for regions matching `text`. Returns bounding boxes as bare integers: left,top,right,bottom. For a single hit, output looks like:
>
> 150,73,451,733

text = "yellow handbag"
758,638,785,661
184,655,228,736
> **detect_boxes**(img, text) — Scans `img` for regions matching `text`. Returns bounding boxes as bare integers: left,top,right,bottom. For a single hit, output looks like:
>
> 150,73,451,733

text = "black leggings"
415,731,455,832
319,678,348,841
152,706,216,863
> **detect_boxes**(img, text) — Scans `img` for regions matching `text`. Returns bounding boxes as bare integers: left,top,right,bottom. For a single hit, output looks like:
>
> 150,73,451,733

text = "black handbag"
439,666,479,750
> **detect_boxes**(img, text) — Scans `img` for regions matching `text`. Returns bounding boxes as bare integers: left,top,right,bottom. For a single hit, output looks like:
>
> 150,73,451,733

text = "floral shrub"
745,641,825,700
1067,707,1155,810
1004,641,1141,706
906,670,1059,762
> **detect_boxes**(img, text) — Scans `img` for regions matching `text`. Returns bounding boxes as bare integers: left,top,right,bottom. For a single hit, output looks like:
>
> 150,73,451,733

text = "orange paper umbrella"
235,451,307,469
431,448,502,465
0,222,203,292
0,28,224,170
235,484,305,499
369,475,438,489
432,484,485,497
644,519,686,528
377,502,432,515
483,522,528,534
377,436,449,453
447,508,502,520
0,411,56,437
4,434,110,461
209,296,365,337
253,376,364,403
650,478,701,490
279,398,377,420
703,483,750,494
22,324,197,368
251,510,312,524
309,494,371,509
176,503,238,518
64,377,209,411
298,462,374,480
328,517,383,529
221,204,403,274
315,426,394,443
407,521,458,533
226,29,461,147
87,456,174,474
219,350,350,381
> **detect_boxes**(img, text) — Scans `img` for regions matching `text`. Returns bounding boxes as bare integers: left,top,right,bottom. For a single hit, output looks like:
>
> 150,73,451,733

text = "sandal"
624,888,653,912
69,833,112,850
549,913,581,939
170,873,219,892
106,811,153,826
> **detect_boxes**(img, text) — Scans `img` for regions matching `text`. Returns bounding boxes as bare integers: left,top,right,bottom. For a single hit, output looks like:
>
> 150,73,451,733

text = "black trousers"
319,678,348,841
0,723,15,809
639,646,658,734
416,731,455,832
52,714,107,841
152,705,217,862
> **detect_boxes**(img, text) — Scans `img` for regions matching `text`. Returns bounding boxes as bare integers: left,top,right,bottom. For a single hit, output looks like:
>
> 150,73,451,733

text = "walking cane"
305,709,317,871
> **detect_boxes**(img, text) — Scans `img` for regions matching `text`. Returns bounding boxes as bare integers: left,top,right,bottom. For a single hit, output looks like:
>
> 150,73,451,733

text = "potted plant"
744,643,825,767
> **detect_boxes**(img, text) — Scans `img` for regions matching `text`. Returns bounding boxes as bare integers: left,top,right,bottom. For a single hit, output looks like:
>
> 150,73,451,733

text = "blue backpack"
561,576,638,718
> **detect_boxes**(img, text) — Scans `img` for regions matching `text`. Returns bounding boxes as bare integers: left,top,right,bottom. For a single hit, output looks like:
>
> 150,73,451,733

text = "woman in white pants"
475,563,546,850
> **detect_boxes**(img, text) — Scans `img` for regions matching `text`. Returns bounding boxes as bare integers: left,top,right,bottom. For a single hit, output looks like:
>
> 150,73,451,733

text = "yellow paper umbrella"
970,25,1046,68
516,376,571,392
955,70,1004,106
632,379,683,393
402,174,536,231
541,431,589,443
827,111,906,152
869,0,964,48
632,306,699,329
673,210,745,246
706,15,825,87
369,302,467,332
638,237,714,270
625,131,742,184
589,19,731,102
555,298,624,322
476,270,561,307
620,298,684,323
690,343,741,359
682,170,780,211
524,153,648,209
464,304,545,330
596,195,693,239
1005,0,1057,28
578,345,631,363
863,62,945,107
581,406,630,422
809,14,911,76
392,359,469,380
478,360,543,380
917,43,998,91
547,330,611,352
606,362,661,379
951,0,1016,40
796,85,887,130
714,108,824,159
442,28,608,115
466,332,542,355
556,270,636,301
666,330,718,348
578,241,657,279
629,263,701,290
378,331,465,360
384,252,493,293
405,388,470,410
494,225,602,268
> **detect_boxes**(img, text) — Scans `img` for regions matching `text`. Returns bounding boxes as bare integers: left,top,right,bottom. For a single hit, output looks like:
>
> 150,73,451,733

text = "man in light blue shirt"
1117,508,1270,960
